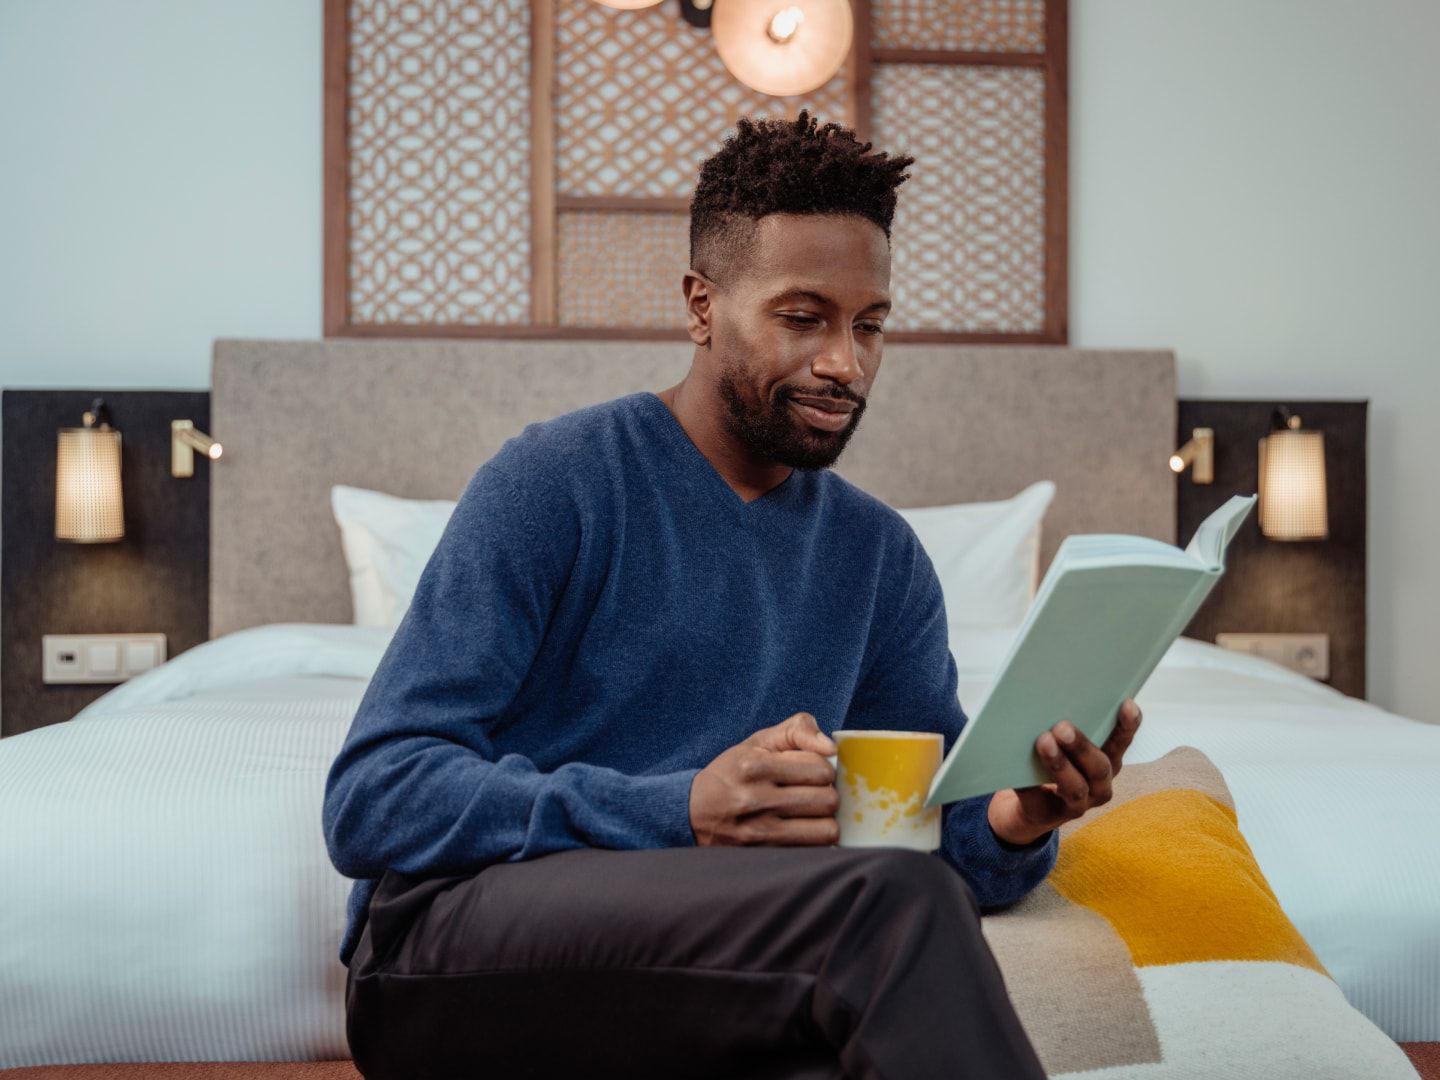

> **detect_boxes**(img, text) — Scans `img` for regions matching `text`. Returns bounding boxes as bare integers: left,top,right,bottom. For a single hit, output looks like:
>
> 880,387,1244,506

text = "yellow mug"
827,730,944,852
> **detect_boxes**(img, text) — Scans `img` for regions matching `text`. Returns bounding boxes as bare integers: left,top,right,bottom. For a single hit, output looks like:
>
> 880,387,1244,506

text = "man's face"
706,213,891,471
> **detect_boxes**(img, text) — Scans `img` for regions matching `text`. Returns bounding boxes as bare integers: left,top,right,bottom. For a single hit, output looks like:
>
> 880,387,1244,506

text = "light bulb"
768,6,805,43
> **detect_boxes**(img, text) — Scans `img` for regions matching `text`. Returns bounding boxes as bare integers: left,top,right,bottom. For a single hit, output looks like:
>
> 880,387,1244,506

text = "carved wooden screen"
324,0,1067,342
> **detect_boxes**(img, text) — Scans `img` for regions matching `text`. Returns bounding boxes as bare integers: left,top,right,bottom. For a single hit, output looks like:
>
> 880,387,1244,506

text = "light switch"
88,642,120,676
124,641,160,675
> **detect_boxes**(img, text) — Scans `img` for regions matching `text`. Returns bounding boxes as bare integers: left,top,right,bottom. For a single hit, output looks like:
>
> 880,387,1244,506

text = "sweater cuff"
629,767,703,848
941,797,1059,909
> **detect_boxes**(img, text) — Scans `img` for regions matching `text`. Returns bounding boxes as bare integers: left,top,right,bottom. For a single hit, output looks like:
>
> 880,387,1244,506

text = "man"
324,111,1143,1080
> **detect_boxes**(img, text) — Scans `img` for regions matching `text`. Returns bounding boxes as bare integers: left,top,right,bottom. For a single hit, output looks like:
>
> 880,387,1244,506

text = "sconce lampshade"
56,422,124,543
1258,419,1328,541
712,0,854,96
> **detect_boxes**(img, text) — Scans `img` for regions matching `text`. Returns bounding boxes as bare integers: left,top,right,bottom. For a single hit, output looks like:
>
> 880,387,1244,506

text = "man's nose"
812,328,864,385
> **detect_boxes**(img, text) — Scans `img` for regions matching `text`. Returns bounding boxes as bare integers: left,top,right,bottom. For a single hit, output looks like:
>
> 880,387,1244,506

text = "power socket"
42,633,168,685
1215,632,1329,680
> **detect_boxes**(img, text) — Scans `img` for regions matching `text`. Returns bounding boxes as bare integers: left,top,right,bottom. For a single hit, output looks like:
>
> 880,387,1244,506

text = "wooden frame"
321,0,349,339
323,0,1069,343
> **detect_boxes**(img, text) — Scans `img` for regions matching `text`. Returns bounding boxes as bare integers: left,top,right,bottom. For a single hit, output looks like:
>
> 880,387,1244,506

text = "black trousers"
345,846,1046,1080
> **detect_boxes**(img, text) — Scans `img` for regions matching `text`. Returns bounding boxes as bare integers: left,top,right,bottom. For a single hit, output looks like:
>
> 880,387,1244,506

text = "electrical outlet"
42,634,168,685
1215,632,1329,680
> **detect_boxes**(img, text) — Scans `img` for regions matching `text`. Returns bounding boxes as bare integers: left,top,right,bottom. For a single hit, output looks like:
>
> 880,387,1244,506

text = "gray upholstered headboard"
210,338,1176,638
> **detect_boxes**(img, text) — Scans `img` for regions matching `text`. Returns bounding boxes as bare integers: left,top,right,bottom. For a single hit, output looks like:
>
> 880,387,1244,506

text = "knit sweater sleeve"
843,529,1057,910
321,458,700,883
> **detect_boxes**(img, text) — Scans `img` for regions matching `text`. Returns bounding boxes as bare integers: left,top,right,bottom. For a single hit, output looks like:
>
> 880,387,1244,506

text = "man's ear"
682,269,713,349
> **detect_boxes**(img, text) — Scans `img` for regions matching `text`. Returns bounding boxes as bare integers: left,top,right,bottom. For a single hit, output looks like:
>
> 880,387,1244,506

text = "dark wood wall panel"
1177,399,1367,700
2,391,211,737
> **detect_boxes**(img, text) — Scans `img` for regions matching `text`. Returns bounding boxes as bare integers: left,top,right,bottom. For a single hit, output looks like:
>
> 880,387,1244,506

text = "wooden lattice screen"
323,0,1068,342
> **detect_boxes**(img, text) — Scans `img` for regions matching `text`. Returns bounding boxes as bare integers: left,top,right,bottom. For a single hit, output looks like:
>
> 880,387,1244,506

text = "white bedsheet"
0,622,1434,1067
0,626,382,1068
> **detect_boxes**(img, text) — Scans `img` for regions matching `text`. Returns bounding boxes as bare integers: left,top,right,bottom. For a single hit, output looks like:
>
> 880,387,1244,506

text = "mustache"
781,386,866,409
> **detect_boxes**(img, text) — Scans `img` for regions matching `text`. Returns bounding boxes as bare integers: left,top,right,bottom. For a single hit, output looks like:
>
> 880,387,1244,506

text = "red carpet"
1406,1042,1440,1080
0,1066,360,1079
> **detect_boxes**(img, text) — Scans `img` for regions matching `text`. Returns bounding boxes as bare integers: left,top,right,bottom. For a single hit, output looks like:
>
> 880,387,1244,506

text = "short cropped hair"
688,109,914,284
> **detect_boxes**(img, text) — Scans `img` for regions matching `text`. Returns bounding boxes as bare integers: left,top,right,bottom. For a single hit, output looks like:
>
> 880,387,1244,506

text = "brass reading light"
171,420,223,479
1169,427,1214,484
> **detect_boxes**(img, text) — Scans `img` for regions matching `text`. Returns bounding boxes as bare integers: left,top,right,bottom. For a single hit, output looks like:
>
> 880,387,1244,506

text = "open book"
923,494,1257,808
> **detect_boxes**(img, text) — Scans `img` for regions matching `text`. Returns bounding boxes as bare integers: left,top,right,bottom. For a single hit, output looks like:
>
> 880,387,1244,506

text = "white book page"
1184,495,1259,570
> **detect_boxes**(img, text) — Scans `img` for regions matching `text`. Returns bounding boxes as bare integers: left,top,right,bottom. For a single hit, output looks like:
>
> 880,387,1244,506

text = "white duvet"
0,622,1435,1067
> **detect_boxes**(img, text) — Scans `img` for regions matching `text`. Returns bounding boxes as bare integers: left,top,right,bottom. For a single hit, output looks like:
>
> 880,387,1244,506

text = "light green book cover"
923,494,1257,808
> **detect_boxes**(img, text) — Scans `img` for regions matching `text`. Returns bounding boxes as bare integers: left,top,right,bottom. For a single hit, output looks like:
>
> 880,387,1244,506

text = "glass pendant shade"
1258,428,1328,541
56,425,124,542
712,0,854,96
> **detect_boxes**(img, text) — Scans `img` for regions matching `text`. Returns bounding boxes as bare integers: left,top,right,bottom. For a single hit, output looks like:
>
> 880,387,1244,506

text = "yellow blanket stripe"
1049,788,1329,976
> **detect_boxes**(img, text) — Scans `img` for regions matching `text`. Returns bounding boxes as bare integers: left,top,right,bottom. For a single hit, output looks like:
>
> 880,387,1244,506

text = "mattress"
0,622,1434,1068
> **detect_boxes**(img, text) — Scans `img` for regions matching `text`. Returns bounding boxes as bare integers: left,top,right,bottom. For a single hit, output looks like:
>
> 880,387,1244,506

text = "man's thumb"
760,714,840,754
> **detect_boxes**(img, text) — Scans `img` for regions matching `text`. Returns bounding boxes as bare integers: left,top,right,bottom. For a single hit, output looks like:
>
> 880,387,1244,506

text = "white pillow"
330,485,458,628
897,480,1056,630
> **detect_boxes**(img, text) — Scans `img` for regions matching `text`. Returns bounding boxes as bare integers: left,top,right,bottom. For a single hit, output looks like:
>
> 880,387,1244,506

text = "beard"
716,360,866,471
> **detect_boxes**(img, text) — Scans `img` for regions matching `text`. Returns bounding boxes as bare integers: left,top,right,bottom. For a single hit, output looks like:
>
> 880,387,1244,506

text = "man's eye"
858,323,884,335
781,314,819,328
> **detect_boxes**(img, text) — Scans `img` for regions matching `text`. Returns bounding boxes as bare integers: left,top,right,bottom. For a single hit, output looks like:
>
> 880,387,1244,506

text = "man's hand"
690,712,840,847
986,699,1144,847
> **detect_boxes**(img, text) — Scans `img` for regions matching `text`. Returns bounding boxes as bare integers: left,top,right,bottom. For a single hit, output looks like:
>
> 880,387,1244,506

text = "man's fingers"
750,781,841,820
1053,721,1113,804
738,813,841,847
1100,699,1143,776
745,749,836,787
1036,731,1091,815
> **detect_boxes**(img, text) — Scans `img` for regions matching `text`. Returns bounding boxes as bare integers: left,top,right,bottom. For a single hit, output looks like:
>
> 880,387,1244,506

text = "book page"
1184,494,1259,569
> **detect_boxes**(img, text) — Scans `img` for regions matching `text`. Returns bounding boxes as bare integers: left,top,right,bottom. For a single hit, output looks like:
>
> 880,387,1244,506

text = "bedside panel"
1,390,210,736
1178,400,1366,700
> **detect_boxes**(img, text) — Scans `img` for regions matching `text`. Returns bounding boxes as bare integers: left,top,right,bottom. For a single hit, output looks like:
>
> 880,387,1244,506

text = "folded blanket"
980,747,1418,1079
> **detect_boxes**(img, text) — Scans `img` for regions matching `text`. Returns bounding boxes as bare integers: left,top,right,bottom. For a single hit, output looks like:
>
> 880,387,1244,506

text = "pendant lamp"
711,0,854,96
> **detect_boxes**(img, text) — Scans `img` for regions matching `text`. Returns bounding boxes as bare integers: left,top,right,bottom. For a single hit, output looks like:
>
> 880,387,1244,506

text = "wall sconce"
1259,407,1328,541
171,419,223,479
1169,427,1214,484
56,397,124,543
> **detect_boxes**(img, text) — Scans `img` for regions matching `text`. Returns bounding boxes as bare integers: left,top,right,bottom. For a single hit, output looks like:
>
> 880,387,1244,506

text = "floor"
2,1046,1437,1079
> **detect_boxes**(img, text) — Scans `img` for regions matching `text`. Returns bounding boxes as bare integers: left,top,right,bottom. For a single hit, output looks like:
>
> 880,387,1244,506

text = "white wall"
1071,0,1440,722
2,1,1436,720
0,1,320,390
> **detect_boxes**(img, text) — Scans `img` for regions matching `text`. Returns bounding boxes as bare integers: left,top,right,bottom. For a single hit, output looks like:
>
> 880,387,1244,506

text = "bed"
0,338,1434,1076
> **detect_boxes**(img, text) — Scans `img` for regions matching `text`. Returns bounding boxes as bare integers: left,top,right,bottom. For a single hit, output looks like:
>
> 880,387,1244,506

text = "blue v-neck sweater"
323,392,1057,967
